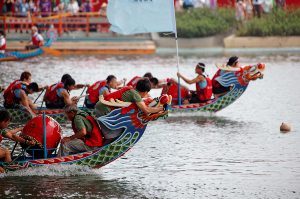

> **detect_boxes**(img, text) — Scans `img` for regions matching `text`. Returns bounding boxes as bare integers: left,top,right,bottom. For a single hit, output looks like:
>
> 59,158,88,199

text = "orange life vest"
196,75,212,102
126,76,141,88
4,82,26,106
71,113,103,147
104,86,132,101
44,82,65,103
87,80,107,104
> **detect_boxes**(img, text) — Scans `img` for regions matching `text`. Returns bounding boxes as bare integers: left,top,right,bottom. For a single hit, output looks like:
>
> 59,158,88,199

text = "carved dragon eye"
249,66,257,73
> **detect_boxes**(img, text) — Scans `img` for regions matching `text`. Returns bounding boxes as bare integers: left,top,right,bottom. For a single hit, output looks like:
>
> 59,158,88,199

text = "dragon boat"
0,64,265,124
167,63,265,114
0,29,57,62
0,95,171,172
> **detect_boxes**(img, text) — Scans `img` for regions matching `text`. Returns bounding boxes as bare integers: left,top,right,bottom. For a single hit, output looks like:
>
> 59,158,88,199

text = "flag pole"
171,0,181,105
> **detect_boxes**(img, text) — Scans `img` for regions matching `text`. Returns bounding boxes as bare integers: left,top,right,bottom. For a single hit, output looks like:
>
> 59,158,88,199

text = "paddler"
0,31,6,54
44,77,79,109
3,81,40,117
0,110,35,173
127,72,159,89
177,63,212,104
61,74,89,90
84,75,123,109
212,56,241,98
25,26,44,50
95,78,164,117
57,105,104,157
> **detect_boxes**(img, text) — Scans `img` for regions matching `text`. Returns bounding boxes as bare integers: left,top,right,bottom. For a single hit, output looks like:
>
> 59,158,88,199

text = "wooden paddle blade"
43,48,61,56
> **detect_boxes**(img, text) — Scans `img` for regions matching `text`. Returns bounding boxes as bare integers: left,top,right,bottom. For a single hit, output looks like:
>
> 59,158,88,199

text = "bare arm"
4,130,26,144
136,101,164,114
69,128,87,139
62,128,87,144
20,90,36,117
61,90,75,106
4,128,35,145
102,89,110,96
177,73,204,85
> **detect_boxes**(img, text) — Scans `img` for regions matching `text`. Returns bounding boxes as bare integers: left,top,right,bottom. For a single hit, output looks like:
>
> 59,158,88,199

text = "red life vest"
126,76,141,88
3,80,19,98
4,82,26,105
87,80,107,104
32,34,42,47
0,134,3,143
163,79,189,104
104,86,132,101
212,69,221,89
0,40,6,50
71,113,103,147
44,82,64,103
196,75,212,102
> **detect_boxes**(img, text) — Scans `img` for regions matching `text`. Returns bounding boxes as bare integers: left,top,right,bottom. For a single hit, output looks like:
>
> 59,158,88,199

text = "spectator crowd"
0,0,108,17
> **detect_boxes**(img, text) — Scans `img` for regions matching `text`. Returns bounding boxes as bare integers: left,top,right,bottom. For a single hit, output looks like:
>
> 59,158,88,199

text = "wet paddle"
34,88,45,104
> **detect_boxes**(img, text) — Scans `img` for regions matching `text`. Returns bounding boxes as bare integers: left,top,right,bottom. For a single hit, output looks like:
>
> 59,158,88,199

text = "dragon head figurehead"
216,63,266,88
236,63,265,85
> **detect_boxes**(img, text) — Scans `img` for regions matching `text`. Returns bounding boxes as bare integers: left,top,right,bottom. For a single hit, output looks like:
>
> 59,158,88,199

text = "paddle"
34,88,45,104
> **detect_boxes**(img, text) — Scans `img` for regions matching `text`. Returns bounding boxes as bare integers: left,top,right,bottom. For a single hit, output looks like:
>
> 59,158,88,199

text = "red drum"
21,115,62,158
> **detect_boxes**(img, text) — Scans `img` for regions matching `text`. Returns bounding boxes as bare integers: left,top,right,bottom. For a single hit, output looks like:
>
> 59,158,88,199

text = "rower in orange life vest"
3,82,40,117
177,63,213,104
0,31,6,55
57,105,104,157
0,110,35,173
212,56,241,98
25,26,44,50
84,75,123,109
44,77,79,109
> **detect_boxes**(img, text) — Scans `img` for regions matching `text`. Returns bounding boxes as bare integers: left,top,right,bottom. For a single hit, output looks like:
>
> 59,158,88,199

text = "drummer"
0,110,35,173
57,105,104,157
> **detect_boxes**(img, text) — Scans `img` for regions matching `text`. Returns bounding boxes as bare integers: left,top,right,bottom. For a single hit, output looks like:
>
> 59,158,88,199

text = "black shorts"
213,85,230,95
45,102,65,109
189,93,207,104
84,98,96,109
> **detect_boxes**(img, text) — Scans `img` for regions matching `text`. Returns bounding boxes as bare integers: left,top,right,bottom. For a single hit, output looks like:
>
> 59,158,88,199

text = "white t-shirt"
33,32,44,42
0,36,6,54
67,1,79,14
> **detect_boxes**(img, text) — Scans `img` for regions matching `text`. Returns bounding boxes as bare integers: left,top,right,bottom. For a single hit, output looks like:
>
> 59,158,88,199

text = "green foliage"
176,8,236,38
237,9,300,36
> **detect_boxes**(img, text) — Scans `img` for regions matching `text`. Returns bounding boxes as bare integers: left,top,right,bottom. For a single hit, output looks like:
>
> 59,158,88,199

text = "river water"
0,54,299,198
